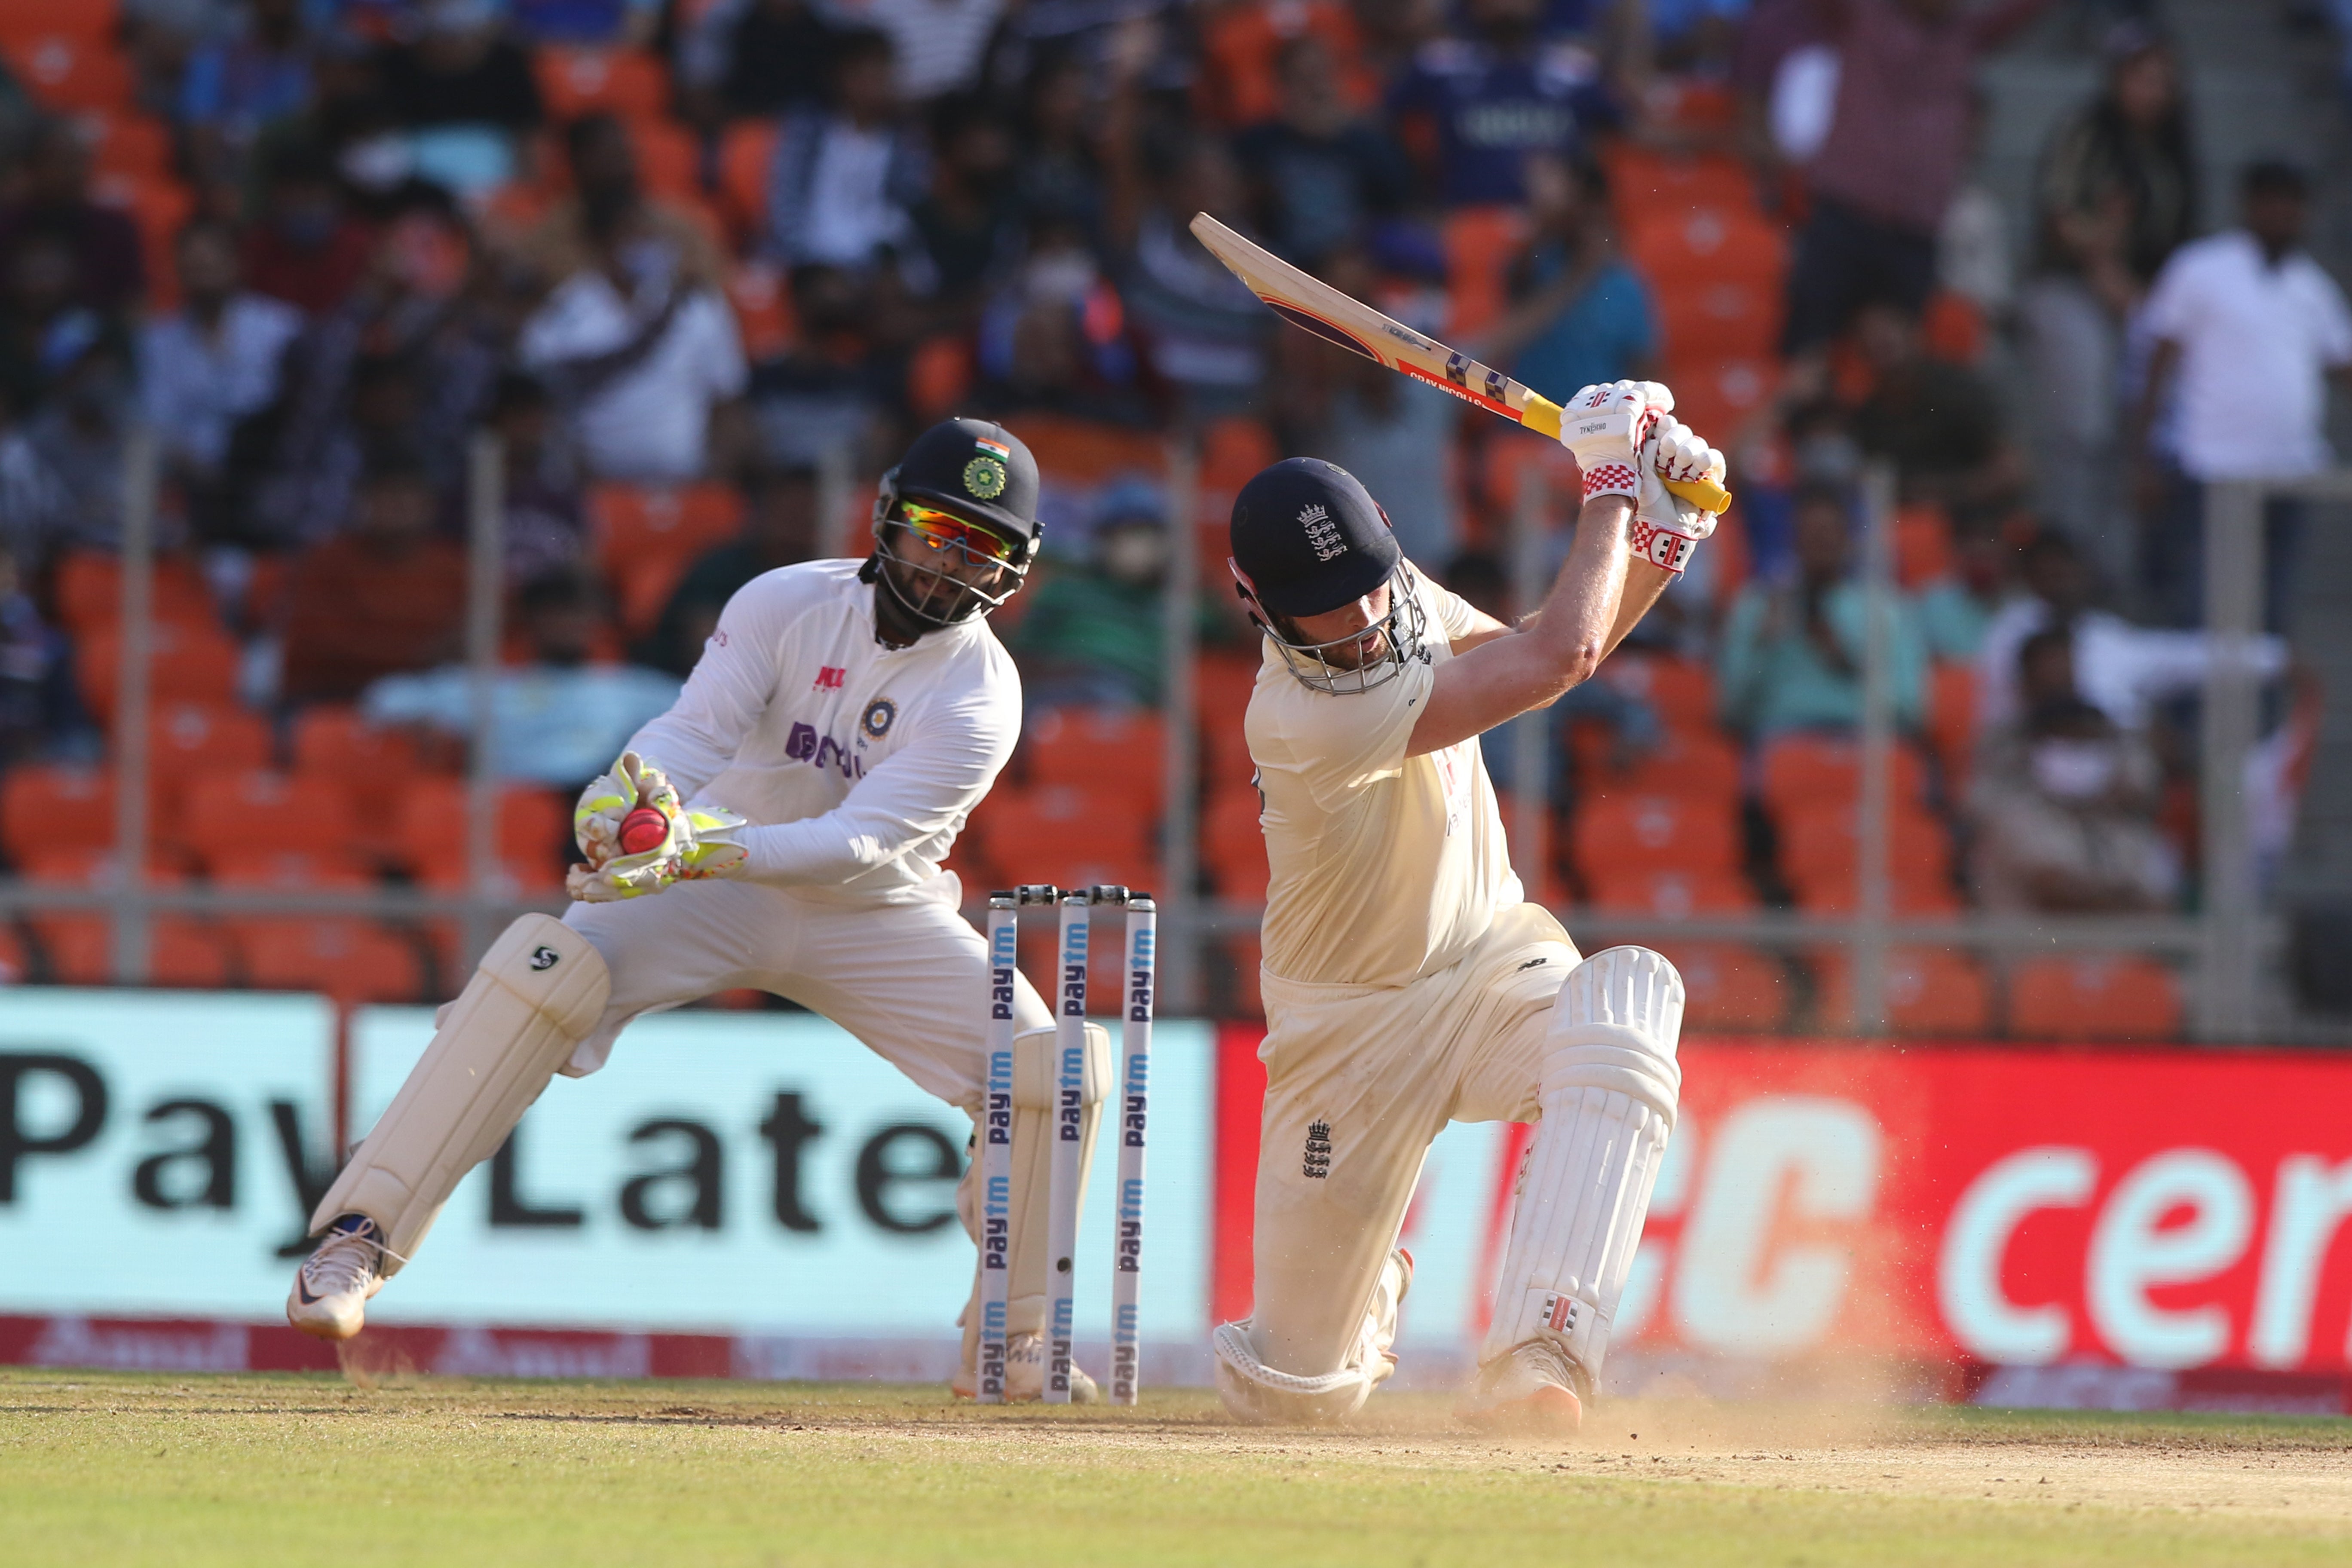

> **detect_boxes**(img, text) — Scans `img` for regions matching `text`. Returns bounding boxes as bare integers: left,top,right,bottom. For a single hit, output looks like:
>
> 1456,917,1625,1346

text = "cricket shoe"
951,1331,1101,1403
1458,1338,1590,1436
287,1213,388,1341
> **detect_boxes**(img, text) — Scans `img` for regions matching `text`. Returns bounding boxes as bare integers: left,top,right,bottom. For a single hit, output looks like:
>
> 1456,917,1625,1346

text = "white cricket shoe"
952,1330,1101,1403
1458,1339,1589,1436
287,1213,387,1341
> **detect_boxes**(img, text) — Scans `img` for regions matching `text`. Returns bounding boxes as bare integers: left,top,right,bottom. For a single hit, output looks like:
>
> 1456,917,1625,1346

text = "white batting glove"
1629,416,1726,576
1558,380,1675,504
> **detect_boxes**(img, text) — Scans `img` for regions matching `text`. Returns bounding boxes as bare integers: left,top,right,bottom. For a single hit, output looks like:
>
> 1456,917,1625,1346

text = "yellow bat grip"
1518,392,1733,515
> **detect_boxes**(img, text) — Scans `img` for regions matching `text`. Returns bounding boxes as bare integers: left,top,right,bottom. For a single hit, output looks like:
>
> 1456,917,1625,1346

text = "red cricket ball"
617,805,669,856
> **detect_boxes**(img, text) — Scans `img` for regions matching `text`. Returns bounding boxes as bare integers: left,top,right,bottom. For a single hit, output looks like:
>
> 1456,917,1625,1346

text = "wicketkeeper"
288,418,1115,1401
1212,381,1721,1431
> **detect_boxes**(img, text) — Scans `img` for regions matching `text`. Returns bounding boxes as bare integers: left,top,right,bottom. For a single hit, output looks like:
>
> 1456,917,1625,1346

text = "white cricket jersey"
626,557,1021,906
1246,567,1525,989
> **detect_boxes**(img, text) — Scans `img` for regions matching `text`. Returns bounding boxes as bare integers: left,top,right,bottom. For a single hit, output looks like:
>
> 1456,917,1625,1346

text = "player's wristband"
1630,518,1702,575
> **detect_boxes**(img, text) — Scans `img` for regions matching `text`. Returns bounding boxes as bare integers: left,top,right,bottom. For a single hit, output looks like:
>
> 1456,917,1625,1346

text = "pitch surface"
5,1370,2349,1565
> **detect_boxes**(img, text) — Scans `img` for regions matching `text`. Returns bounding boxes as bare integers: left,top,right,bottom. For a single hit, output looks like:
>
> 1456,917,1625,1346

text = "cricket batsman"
288,418,1109,1401
1211,380,1721,1432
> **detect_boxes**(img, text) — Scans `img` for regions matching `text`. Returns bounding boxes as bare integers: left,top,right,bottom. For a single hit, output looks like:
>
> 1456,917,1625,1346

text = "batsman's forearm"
1602,558,1674,660
1529,495,1632,690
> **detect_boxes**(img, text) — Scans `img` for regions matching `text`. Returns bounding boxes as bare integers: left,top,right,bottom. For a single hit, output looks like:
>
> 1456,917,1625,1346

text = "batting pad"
311,914,612,1271
1481,945,1684,1377
958,1023,1109,1372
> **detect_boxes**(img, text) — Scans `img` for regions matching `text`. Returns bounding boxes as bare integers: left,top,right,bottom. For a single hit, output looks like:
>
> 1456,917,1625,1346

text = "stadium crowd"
0,0,2342,1035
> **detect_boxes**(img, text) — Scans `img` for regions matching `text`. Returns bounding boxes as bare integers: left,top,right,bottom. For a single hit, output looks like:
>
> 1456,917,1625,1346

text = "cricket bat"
1188,212,1733,515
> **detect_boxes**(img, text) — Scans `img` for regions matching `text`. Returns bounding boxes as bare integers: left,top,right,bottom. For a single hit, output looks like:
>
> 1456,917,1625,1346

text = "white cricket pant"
562,877,1052,1108
1241,901,1578,1380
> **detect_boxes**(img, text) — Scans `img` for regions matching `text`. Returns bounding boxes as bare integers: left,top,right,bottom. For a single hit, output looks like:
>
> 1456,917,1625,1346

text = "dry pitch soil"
3,1369,2349,1565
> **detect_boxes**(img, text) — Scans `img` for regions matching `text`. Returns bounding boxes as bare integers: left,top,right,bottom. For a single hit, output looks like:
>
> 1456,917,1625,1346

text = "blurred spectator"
2019,23,2193,579
1011,52,1106,242
974,213,1147,424
518,122,748,481
0,542,77,768
1974,530,2285,740
1845,300,2021,527
526,113,727,294
0,121,145,317
2135,160,2352,629
1717,482,1926,737
750,264,894,466
373,0,545,195
140,220,304,483
1732,0,1839,178
179,0,318,187
1006,478,1173,708
1936,88,2011,323
1914,521,2013,661
253,348,432,548
1782,0,2057,355
0,233,115,422
1234,35,1415,268
1288,246,1462,566
1649,0,1752,74
509,0,661,45
1113,132,1268,419
703,0,839,121
864,0,1006,102
240,144,378,315
487,371,588,589
639,464,820,675
767,29,927,272
1482,150,1657,405
0,394,68,564
363,571,680,785
1388,0,1618,208
281,454,468,704
907,95,1023,314
1969,627,2177,912
20,337,135,554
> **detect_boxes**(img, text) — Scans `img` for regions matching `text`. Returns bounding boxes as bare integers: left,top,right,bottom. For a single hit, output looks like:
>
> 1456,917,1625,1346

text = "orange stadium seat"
534,46,668,119
718,119,778,237
6,33,134,111
906,333,974,420
1012,415,1166,483
2009,955,2184,1041
397,780,570,891
84,113,172,181
293,704,432,804
1201,786,1268,902
1896,505,1956,589
1813,946,1992,1036
1927,662,1978,788
587,481,744,634
726,260,797,360
208,847,378,890
149,702,273,839
1654,276,1782,366
1788,872,1963,916
1656,942,1786,1032
1775,802,1952,885
236,917,426,1004
1596,654,1717,733
1584,868,1757,916
1479,427,1577,515
1199,417,1279,499
2,764,115,864
1759,735,1929,816
182,771,355,864
969,784,1152,871
1569,792,1740,880
626,115,699,200
1588,727,1743,803
18,852,232,989
1602,146,1756,215
1659,356,1777,448
1442,205,1528,337
53,549,217,633
0,919,25,983
1624,205,1787,288
0,0,116,39
1024,707,1165,814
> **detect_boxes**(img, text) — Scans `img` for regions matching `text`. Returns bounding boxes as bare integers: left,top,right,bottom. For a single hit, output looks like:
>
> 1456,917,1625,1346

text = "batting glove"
1629,416,1727,576
1558,380,1675,504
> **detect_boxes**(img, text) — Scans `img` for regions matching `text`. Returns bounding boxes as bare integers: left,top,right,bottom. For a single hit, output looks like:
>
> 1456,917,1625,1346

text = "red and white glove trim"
1630,518,1702,575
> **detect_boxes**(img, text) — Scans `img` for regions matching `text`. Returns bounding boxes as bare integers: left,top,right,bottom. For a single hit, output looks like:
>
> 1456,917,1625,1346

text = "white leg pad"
958,1022,1109,1376
310,914,611,1271
1480,946,1683,1378
1213,1250,1409,1425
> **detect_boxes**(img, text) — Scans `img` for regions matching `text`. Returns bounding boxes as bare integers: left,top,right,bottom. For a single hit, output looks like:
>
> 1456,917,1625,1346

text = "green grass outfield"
4,1370,2349,1566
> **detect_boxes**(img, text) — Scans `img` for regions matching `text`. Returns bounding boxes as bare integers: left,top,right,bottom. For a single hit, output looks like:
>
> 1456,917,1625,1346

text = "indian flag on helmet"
974,435,1012,460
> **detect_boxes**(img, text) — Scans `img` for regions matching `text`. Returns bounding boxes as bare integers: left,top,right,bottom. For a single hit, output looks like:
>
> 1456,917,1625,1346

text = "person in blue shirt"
1480,150,1657,405
1387,0,1620,208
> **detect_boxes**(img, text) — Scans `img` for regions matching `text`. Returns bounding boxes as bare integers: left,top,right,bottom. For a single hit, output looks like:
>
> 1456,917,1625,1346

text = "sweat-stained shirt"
625,557,1022,906
1245,565,1525,989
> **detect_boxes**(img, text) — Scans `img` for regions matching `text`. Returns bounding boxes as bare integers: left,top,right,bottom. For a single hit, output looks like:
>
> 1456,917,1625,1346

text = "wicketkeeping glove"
568,751,750,902
1629,416,1727,576
1557,379,1675,504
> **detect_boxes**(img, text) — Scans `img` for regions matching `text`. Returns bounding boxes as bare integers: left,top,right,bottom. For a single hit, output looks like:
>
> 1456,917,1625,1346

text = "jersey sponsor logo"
812,666,845,691
1302,1120,1333,1179
860,697,897,739
784,721,867,780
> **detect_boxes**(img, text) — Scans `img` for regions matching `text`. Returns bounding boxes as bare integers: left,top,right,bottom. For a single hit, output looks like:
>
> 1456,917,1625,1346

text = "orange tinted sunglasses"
899,502,1018,563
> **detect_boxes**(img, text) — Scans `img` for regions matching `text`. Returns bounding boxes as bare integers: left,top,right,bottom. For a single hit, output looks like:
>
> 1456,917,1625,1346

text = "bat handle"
1516,391,1734,515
